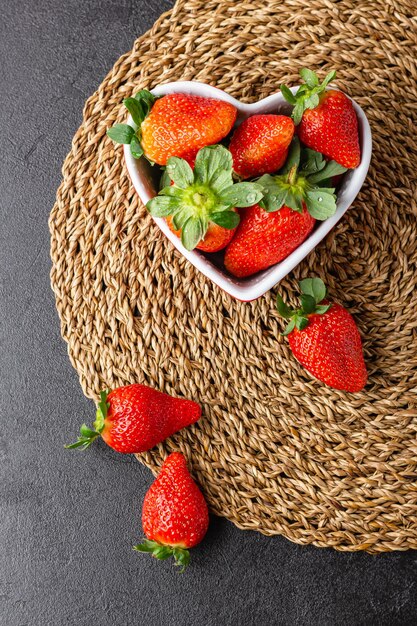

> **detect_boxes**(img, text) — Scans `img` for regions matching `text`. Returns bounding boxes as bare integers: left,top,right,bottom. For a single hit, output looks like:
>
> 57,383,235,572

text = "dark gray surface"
1,1,416,625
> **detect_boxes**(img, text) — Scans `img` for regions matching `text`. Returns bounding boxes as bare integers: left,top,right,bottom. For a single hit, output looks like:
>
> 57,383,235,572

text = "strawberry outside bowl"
123,81,372,301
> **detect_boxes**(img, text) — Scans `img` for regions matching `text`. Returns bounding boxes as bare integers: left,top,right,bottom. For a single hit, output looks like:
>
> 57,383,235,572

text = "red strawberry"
276,278,367,392
134,452,209,571
147,145,263,251
224,203,315,278
281,68,360,168
229,114,295,179
65,384,201,454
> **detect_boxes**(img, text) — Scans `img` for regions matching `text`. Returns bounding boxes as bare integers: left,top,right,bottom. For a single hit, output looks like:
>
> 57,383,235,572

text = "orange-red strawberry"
276,278,367,392
224,203,315,278
65,384,201,454
281,68,360,168
107,90,237,166
166,210,237,252
147,145,263,251
141,93,237,165
229,114,295,179
134,452,209,571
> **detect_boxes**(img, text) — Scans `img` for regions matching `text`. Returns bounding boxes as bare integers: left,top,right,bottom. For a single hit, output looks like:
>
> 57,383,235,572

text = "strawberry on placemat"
134,452,209,572
65,384,201,454
276,278,367,392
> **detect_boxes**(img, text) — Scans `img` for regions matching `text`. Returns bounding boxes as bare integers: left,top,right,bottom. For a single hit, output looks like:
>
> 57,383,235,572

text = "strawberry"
224,203,315,278
224,138,346,277
134,452,209,571
276,278,367,392
147,144,264,251
65,384,201,454
281,68,360,168
107,90,237,166
229,114,295,179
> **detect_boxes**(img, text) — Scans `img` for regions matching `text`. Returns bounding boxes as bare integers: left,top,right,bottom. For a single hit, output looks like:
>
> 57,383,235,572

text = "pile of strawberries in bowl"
109,68,371,301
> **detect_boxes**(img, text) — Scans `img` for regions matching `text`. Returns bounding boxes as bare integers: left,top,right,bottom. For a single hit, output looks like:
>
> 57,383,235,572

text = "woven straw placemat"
50,0,417,552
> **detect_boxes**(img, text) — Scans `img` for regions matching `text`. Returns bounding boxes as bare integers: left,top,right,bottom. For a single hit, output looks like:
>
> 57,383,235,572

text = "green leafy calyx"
276,278,331,335
258,137,346,221
146,145,264,250
133,540,191,573
280,68,337,125
64,390,109,450
106,89,157,159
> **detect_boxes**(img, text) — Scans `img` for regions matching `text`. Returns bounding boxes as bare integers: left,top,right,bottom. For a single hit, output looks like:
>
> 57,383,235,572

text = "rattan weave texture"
50,0,417,551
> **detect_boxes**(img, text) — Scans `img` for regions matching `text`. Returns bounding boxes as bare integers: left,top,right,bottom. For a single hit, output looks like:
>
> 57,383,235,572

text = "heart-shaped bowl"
124,81,372,301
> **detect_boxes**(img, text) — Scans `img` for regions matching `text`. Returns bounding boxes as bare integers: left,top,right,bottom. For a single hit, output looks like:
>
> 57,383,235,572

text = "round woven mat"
50,0,417,552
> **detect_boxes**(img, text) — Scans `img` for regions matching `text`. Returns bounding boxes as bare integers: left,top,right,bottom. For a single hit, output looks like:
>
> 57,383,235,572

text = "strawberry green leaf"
159,168,171,190
123,97,145,126
147,195,180,217
220,182,263,208
159,185,184,197
107,124,135,144
134,541,190,573
295,316,309,331
194,145,232,186
64,423,101,450
280,84,297,104
307,160,347,184
301,294,316,314
80,424,98,438
276,295,294,319
300,277,326,303
284,190,304,213
300,148,326,175
181,217,203,250
304,93,320,109
210,169,234,194
315,304,332,314
173,548,190,573
130,135,143,159
210,210,240,229
322,69,337,88
305,189,337,220
280,137,301,174
282,317,296,336
166,157,194,188
133,540,158,553
292,101,305,126
134,89,156,115
299,68,319,89
258,175,288,212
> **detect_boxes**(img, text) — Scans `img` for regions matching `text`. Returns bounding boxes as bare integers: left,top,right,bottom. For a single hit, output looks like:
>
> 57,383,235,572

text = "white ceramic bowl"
124,81,372,301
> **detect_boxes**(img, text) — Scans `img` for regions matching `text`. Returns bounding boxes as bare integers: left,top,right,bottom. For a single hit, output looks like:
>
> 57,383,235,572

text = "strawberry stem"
281,68,337,125
134,540,191,573
276,278,331,335
64,390,109,451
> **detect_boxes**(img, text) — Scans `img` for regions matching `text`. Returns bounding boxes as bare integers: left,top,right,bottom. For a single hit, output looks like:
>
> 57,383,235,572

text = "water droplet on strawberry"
247,193,257,204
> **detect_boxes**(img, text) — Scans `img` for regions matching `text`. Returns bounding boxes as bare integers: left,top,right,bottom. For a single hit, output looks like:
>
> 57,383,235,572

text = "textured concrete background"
1,1,416,624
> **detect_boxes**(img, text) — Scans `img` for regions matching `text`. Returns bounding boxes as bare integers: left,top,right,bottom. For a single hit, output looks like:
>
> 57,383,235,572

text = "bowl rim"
123,81,372,301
